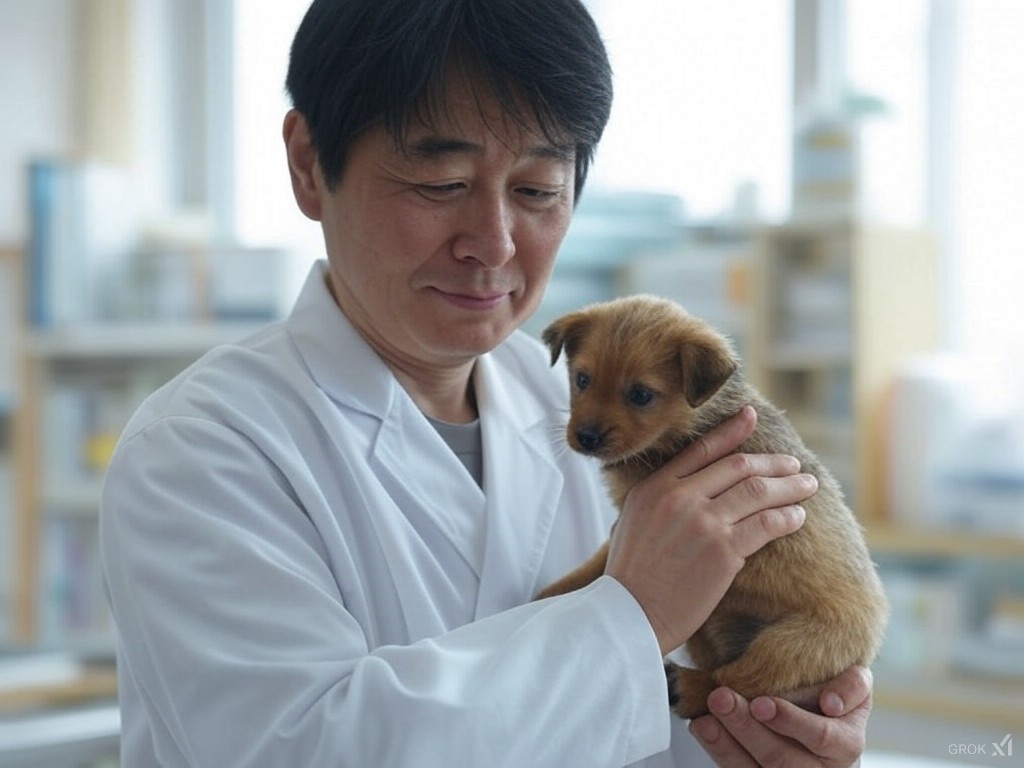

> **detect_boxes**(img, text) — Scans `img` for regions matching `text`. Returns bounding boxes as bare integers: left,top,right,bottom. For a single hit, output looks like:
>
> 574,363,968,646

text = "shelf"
0,703,119,757
0,669,118,715
13,320,269,648
874,672,1024,730
867,524,1024,559
761,343,851,369
23,321,266,359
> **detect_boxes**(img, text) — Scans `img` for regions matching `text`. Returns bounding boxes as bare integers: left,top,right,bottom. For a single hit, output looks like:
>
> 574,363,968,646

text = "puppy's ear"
542,313,590,366
679,339,738,407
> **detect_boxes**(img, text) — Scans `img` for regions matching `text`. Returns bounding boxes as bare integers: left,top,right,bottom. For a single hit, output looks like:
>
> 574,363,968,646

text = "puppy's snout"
574,425,607,453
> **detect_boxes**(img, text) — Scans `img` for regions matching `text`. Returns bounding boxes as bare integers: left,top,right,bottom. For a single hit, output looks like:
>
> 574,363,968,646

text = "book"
27,158,137,327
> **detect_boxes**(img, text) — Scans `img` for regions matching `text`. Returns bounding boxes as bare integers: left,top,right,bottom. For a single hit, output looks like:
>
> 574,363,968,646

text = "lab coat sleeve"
101,416,671,767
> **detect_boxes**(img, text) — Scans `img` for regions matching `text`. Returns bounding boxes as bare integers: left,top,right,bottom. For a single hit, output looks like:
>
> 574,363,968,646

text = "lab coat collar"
286,260,397,419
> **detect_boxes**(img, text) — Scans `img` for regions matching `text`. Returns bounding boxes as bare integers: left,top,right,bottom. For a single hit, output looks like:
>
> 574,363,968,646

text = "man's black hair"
285,0,613,201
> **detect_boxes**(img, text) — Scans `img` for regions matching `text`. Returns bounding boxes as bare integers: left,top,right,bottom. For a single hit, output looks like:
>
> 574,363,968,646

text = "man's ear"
678,339,737,407
283,109,325,222
542,313,590,366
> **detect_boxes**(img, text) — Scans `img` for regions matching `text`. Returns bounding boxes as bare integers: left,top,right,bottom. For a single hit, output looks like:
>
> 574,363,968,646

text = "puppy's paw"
665,663,716,720
665,663,680,708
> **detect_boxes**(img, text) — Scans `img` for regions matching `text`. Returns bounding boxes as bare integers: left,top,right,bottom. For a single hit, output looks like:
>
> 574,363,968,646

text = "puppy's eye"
627,386,655,406
574,371,591,391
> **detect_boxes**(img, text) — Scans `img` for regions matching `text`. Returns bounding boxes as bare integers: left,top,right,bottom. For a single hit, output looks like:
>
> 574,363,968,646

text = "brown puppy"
538,295,888,719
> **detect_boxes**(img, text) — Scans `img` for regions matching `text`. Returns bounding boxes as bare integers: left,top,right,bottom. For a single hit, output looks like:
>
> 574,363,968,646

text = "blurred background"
1,0,1023,765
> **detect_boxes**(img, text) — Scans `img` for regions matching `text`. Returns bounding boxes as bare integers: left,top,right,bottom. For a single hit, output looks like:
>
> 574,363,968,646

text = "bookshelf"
0,703,120,767
0,248,21,644
748,220,940,520
11,322,264,649
0,671,119,716
870,529,1024,731
13,154,283,651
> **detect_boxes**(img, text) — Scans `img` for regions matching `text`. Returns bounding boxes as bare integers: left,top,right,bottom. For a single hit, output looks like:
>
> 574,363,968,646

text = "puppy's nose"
575,425,606,453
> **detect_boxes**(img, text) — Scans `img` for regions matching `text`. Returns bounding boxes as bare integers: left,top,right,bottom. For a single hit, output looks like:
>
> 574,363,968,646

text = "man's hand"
689,666,873,767
606,406,816,655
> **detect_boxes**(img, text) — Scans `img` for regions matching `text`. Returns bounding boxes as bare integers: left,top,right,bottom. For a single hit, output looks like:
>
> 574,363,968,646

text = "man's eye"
518,187,559,198
517,187,564,207
417,182,465,200
627,386,654,406
574,371,590,391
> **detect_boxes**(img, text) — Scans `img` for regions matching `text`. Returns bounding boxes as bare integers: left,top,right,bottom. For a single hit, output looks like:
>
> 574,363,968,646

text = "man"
101,0,873,765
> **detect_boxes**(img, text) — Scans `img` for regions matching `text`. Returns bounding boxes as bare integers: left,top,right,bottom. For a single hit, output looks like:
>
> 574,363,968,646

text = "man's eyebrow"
404,136,575,162
405,137,484,158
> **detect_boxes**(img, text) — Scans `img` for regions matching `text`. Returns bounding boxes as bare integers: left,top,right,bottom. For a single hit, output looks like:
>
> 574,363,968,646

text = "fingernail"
781,506,805,532
707,687,736,716
751,696,777,722
823,691,844,716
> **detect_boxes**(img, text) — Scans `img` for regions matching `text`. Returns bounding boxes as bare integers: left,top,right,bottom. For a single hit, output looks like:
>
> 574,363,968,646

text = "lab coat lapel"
473,352,563,619
370,401,487,579
289,263,489,637
366,403,489,638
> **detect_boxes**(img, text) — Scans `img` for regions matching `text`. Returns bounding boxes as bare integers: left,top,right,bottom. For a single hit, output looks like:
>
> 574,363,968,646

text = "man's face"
292,76,577,373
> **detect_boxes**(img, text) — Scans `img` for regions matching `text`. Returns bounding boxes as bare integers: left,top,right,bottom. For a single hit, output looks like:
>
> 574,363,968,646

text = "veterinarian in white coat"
105,261,672,765
101,1,873,765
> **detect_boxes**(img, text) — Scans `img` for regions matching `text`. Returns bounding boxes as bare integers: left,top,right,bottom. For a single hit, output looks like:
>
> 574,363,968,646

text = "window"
587,0,792,221
948,1,1024,370
233,0,321,302
845,0,929,225
846,0,1024,373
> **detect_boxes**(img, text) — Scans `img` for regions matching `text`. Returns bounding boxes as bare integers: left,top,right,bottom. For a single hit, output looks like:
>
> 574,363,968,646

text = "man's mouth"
432,288,510,311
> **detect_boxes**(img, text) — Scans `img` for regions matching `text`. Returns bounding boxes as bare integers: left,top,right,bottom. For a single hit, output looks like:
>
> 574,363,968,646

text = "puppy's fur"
538,295,888,719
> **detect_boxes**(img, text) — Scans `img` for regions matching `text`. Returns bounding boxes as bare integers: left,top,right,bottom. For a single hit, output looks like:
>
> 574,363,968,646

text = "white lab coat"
101,260,711,767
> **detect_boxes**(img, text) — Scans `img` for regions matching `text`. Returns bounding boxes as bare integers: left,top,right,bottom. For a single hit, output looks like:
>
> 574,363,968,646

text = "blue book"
27,159,136,328
27,159,57,327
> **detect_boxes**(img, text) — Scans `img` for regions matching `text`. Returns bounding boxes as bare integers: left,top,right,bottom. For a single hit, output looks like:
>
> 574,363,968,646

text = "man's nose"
453,194,516,267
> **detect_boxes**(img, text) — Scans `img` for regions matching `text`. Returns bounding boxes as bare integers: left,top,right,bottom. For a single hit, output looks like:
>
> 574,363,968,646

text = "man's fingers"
718,465,817,522
699,453,806,501
701,669,874,768
749,694,869,763
666,405,758,478
695,688,810,768
817,666,873,717
749,666,873,761
689,705,759,768
725,503,805,559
